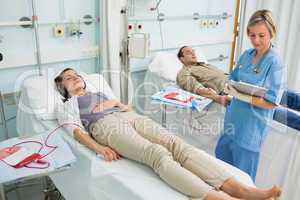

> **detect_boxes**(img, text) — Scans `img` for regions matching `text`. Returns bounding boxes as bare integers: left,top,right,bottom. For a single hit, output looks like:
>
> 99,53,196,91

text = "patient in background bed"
54,68,281,200
176,46,231,106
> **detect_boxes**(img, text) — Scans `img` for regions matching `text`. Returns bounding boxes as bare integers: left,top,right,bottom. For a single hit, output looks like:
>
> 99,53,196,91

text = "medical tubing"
1,123,82,169
40,122,82,159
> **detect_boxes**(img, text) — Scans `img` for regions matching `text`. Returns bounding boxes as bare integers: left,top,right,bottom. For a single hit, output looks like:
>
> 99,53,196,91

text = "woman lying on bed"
54,68,281,200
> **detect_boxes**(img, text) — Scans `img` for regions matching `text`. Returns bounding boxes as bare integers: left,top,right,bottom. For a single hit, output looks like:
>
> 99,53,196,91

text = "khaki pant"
91,111,232,199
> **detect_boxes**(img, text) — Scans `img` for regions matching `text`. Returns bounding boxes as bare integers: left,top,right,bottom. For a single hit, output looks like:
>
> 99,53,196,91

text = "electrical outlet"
67,23,82,37
214,19,221,27
53,25,65,37
208,19,215,28
199,19,208,29
128,24,134,34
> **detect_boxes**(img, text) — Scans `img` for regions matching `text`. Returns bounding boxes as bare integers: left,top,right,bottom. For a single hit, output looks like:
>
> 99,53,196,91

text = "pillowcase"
83,73,117,100
23,73,116,120
148,52,182,81
148,50,208,81
23,76,62,120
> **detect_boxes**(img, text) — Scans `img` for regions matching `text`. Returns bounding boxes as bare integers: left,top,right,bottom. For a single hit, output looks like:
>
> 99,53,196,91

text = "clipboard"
228,80,267,97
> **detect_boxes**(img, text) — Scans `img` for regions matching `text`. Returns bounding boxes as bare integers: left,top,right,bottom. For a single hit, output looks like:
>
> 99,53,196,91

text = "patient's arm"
92,100,119,113
177,71,230,106
176,70,205,94
196,88,231,106
116,103,133,111
73,128,121,161
196,87,217,96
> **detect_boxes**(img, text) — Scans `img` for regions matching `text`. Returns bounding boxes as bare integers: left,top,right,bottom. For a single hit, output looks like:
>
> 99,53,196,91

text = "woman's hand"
95,145,122,162
92,100,119,113
118,104,133,112
92,100,132,113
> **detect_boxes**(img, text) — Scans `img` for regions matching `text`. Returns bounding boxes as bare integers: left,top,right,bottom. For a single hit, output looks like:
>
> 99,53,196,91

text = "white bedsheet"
16,73,254,200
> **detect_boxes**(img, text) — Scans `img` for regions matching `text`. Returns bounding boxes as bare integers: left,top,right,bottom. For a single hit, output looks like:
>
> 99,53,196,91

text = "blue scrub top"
223,48,286,152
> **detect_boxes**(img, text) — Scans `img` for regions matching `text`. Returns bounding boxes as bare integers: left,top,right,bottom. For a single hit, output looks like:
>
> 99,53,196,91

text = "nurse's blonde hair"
247,9,277,39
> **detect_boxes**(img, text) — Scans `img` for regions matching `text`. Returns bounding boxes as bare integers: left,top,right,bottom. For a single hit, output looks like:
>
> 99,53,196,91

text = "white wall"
128,0,238,73
0,0,99,89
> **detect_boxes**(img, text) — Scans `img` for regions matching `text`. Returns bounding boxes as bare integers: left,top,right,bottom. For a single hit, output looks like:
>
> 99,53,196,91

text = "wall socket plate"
199,19,208,28
53,25,65,37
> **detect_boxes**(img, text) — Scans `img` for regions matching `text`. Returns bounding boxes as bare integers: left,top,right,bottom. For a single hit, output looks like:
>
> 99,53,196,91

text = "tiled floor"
3,177,64,200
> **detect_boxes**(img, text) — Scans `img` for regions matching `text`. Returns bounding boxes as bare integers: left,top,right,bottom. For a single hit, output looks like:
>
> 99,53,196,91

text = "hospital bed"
143,52,300,200
143,52,226,155
16,71,254,200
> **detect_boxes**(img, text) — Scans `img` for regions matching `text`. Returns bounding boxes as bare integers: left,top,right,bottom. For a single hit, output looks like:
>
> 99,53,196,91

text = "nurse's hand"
251,97,276,109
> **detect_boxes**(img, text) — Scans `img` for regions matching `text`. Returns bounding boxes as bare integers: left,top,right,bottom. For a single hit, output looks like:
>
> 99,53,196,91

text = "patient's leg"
205,190,243,200
131,115,281,200
91,113,216,199
133,116,232,188
220,178,281,200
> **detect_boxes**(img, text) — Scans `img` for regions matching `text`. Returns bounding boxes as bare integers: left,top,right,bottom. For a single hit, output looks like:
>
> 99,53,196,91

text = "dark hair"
54,68,86,102
177,46,188,59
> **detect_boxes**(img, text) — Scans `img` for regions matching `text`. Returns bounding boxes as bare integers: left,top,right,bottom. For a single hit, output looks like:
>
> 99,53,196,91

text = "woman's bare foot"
246,185,281,200
220,178,281,200
264,186,282,200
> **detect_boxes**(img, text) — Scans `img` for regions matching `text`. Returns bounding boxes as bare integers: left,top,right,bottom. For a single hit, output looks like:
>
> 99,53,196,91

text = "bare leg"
204,190,244,200
220,177,281,200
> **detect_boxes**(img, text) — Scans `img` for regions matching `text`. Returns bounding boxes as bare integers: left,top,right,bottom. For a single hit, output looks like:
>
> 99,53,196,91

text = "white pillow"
196,49,208,64
23,76,62,120
148,52,182,81
83,74,117,100
148,50,208,81
23,73,116,120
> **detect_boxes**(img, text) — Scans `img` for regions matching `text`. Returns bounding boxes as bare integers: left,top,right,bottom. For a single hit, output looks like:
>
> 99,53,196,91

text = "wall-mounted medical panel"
128,21,164,50
159,19,233,50
0,0,99,69
128,0,237,72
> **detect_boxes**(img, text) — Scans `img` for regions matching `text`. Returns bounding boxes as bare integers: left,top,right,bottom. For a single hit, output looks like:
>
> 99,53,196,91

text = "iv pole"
120,5,130,104
31,0,43,75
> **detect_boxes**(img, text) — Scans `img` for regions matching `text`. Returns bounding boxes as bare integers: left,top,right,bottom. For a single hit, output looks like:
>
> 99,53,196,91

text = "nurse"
215,9,286,181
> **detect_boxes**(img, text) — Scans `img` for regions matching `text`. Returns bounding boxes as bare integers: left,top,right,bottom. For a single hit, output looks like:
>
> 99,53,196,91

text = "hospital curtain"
239,0,300,91
100,0,127,99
